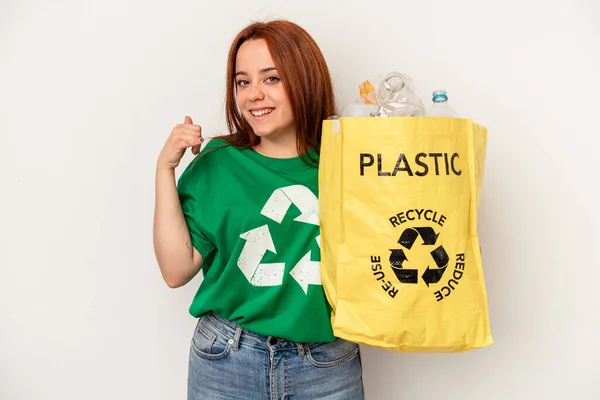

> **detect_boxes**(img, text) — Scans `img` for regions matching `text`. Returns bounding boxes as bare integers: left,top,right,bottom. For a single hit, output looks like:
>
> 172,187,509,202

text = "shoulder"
195,136,230,158
201,136,229,152
187,136,231,168
177,137,230,188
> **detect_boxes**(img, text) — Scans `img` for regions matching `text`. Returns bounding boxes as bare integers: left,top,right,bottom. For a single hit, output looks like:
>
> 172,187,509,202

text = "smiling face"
234,39,296,143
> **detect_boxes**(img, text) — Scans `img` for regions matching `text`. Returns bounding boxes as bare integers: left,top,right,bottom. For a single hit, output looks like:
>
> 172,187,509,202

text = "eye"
236,79,249,87
265,76,280,84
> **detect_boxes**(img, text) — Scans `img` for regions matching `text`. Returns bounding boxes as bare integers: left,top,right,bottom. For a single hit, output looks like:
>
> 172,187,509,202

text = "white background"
1,0,599,399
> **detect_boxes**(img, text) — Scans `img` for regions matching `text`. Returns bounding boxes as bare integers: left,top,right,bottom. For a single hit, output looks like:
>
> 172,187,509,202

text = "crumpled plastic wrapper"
360,72,425,117
359,80,377,105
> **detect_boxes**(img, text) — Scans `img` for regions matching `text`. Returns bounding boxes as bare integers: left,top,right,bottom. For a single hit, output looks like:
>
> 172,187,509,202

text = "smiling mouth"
250,108,274,117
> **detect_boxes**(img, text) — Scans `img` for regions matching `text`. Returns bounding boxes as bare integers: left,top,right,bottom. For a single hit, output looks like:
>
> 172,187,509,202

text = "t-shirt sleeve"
176,142,219,259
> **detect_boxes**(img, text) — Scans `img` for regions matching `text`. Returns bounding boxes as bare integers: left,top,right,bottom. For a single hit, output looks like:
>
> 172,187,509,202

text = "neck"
254,134,300,159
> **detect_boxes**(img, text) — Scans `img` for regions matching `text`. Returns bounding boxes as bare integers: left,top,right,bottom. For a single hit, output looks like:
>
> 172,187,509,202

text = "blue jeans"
187,312,365,399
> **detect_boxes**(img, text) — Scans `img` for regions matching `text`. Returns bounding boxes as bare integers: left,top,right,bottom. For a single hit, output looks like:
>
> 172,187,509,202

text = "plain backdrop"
1,0,599,399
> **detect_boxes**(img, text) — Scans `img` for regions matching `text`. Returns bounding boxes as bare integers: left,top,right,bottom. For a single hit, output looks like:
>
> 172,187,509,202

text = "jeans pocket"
190,316,231,360
306,338,360,368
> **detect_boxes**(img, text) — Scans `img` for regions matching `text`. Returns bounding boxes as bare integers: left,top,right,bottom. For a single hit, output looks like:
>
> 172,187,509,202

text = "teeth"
251,108,273,116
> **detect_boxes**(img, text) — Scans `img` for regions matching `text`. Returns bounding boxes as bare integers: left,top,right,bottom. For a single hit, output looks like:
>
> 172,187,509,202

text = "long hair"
216,20,336,166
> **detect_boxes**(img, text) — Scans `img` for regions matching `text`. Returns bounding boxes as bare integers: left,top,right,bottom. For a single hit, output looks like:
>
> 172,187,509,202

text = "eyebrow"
235,67,277,77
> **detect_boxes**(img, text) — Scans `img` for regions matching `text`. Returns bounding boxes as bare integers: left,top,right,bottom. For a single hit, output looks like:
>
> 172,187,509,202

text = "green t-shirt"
176,137,335,343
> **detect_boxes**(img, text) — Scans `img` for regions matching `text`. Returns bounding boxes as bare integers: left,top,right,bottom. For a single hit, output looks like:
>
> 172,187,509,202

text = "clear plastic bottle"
426,89,460,117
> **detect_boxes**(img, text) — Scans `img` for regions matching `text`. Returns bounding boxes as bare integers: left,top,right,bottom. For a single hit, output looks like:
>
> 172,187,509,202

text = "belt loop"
296,342,305,357
232,326,242,351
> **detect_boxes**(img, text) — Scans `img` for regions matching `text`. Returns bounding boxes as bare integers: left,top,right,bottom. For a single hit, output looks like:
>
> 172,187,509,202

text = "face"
235,39,295,142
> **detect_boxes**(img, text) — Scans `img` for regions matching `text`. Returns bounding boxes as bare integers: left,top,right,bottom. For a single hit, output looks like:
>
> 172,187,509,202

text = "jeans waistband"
202,312,306,355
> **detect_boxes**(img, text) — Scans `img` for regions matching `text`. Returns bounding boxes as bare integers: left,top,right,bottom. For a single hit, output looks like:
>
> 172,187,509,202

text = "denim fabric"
188,313,365,399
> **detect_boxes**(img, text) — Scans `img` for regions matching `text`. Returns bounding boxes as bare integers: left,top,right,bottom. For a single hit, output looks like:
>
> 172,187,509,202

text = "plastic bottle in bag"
373,72,425,117
426,89,460,117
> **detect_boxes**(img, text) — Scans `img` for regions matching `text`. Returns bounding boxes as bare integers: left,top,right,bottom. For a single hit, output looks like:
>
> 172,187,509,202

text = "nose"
248,83,265,102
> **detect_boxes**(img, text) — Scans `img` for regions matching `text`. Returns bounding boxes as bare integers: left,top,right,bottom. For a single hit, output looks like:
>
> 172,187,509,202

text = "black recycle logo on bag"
369,208,467,301
389,227,449,286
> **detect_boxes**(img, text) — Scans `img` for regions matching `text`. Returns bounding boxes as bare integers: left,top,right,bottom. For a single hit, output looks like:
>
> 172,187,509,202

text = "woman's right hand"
157,115,203,170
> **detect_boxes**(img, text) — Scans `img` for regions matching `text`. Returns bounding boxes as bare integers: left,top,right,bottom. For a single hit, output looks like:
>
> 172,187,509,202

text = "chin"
247,121,295,140
251,129,269,137
251,126,279,138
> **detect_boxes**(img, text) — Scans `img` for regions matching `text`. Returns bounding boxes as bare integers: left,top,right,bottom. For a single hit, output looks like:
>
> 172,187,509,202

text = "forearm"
153,166,201,288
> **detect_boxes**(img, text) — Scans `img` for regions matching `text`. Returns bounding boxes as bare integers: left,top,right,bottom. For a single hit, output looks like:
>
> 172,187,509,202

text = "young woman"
153,20,365,399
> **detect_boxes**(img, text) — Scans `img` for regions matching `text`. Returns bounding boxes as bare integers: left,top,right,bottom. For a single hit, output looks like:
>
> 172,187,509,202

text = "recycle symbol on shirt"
237,185,321,294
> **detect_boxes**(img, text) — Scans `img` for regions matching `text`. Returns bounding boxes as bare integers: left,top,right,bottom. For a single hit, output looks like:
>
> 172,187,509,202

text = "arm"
153,115,204,288
153,165,203,288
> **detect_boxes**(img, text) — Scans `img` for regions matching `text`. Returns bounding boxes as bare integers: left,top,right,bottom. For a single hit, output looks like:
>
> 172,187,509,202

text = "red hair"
216,20,337,166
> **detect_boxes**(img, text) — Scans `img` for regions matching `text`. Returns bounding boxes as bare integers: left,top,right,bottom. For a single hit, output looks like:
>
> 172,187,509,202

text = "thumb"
184,115,193,125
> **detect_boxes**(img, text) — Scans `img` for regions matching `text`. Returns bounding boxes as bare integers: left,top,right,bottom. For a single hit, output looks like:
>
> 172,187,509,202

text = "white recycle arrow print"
237,185,322,291
290,235,322,294
260,185,319,226
237,225,285,287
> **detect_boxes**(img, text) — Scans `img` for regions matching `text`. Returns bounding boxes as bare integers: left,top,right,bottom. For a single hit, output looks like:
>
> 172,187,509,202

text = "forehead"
235,39,275,72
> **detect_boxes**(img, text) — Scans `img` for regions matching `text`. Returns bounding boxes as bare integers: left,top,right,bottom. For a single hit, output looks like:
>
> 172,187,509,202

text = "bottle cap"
432,89,448,102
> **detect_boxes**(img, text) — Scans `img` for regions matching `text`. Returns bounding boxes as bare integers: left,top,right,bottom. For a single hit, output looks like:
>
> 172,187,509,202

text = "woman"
153,20,365,399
